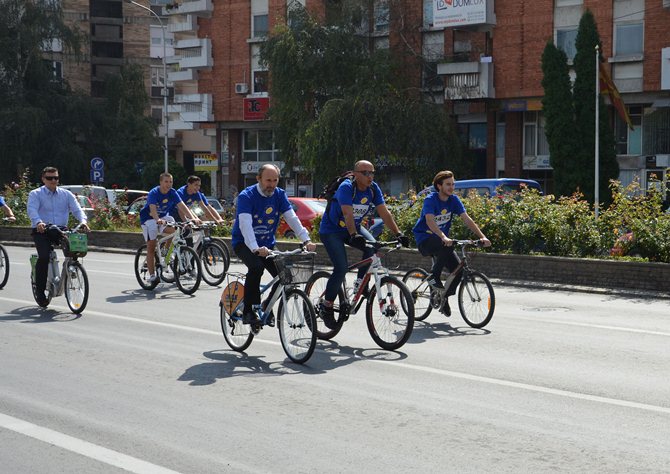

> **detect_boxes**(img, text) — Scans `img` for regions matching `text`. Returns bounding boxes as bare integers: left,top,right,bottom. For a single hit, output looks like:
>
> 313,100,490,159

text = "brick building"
121,0,670,199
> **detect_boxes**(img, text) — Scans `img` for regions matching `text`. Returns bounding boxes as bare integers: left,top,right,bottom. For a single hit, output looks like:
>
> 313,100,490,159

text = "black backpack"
320,171,374,215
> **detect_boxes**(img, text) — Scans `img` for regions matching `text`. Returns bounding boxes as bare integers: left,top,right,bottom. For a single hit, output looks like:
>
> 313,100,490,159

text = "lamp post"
124,0,169,173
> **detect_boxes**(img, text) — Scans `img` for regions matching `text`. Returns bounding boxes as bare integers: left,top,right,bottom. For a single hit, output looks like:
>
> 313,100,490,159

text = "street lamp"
124,0,169,173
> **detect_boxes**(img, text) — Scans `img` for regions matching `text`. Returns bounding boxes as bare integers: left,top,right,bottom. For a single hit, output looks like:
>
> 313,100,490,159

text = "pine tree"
572,9,619,204
541,41,579,197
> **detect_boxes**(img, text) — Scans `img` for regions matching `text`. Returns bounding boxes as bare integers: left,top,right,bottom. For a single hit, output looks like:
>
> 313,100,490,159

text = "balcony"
170,93,213,122
168,67,197,82
163,0,212,17
168,14,197,33
438,60,494,100
167,38,212,69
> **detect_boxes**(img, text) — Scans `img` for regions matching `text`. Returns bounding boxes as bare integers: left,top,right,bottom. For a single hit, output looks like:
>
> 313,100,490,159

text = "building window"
251,44,268,94
243,130,279,162
43,60,63,80
556,28,578,61
422,31,444,89
616,106,643,155
523,111,551,169
423,0,433,28
615,23,643,57
251,0,269,38
374,0,389,33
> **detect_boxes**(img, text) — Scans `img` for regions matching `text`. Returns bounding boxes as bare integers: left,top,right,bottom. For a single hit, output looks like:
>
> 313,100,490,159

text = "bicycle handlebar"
267,247,316,259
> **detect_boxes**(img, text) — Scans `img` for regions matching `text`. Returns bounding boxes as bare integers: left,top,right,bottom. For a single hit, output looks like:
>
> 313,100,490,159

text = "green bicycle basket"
65,233,88,257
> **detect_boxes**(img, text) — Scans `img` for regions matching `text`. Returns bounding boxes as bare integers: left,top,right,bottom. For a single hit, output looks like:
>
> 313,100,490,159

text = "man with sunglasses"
27,167,90,306
318,160,409,329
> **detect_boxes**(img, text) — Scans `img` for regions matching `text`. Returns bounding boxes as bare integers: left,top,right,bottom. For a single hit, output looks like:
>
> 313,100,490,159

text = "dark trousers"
418,236,461,296
319,231,374,302
31,229,62,297
233,243,279,314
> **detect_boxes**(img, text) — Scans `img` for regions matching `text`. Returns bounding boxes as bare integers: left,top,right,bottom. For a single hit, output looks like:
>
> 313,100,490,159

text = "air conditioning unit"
235,83,249,94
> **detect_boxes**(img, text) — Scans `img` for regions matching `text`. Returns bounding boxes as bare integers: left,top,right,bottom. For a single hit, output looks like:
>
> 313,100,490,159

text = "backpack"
320,171,374,216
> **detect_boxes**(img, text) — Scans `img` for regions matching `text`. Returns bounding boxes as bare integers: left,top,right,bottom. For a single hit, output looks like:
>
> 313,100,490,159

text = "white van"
59,185,108,203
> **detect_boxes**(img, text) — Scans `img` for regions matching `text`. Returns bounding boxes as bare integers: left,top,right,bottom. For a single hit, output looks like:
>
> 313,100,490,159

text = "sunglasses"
357,170,375,177
44,176,60,181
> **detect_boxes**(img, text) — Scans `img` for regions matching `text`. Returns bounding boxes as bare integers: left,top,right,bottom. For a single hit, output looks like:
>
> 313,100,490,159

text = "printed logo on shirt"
162,198,168,203
434,212,453,227
265,207,274,214
352,203,370,219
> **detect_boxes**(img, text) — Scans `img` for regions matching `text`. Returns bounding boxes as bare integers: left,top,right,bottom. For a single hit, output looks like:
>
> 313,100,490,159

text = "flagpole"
595,45,600,219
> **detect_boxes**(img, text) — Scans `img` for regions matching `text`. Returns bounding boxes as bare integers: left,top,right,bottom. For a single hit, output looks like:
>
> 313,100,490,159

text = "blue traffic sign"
91,157,104,170
90,169,104,183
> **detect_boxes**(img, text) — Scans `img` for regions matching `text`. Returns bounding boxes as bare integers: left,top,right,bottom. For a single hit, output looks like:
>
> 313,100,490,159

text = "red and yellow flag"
599,63,633,130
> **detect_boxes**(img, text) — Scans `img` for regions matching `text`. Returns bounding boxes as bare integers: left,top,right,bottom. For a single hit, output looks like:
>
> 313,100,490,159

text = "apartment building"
153,0,670,198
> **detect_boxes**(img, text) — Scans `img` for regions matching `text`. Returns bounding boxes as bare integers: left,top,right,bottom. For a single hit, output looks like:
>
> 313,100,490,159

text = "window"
556,29,578,60
243,130,279,162
43,60,63,80
374,0,389,33
422,31,444,89
423,0,433,28
523,112,551,169
251,0,269,38
287,0,305,28
615,23,643,57
251,44,268,94
615,106,643,154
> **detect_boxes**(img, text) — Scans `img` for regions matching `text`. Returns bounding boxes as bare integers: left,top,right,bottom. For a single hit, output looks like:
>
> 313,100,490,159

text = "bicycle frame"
155,224,188,272
47,254,78,297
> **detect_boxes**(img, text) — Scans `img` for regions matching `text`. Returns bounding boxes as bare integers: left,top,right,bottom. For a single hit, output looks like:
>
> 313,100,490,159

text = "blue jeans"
320,228,375,302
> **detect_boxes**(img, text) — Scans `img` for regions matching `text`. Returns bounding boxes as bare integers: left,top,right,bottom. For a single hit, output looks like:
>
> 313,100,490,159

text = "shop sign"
194,153,218,171
243,97,270,121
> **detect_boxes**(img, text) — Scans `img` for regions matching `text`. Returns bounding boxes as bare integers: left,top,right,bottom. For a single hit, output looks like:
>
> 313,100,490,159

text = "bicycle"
401,239,495,328
0,218,13,289
305,239,415,351
219,248,317,364
134,222,202,295
29,223,90,314
190,221,230,286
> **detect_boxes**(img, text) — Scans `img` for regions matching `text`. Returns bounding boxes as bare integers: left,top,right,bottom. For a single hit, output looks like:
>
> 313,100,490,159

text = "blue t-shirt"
139,186,182,224
319,180,384,234
231,184,291,249
170,185,209,220
0,196,5,207
412,192,466,246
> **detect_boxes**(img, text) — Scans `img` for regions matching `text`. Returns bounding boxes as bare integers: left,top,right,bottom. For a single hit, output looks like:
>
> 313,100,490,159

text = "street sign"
90,169,104,183
91,157,104,170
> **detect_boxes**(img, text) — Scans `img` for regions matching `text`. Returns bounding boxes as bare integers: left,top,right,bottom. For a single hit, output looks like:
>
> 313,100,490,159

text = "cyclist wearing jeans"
27,167,90,306
232,164,316,324
412,170,490,315
318,160,409,329
140,173,201,283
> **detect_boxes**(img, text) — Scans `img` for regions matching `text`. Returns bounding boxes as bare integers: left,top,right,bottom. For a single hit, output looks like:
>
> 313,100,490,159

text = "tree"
541,42,580,197
260,4,466,188
572,10,619,204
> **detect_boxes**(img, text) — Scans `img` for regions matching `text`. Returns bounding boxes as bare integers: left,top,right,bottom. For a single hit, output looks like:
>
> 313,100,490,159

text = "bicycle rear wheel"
458,270,495,328
211,238,231,274
366,276,414,350
220,305,254,351
134,244,159,290
64,261,89,314
304,270,346,340
277,288,317,364
402,268,432,321
0,244,9,289
173,246,202,295
199,241,227,286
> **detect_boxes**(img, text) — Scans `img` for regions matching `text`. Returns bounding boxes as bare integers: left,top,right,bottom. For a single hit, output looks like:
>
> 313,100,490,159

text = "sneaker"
427,277,444,290
148,273,159,283
441,298,451,317
242,311,259,325
319,304,337,330
35,293,49,308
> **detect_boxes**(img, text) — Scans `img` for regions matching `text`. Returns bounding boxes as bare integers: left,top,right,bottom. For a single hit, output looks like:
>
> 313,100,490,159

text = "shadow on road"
408,320,490,344
0,305,81,323
106,288,198,304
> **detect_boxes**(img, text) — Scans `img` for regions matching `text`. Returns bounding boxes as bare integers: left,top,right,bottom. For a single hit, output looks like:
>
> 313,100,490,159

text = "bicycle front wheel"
173,246,202,295
402,268,432,321
458,270,495,328
134,244,159,290
199,241,227,286
366,276,415,351
64,262,89,314
211,238,231,274
304,270,346,340
0,244,9,289
220,305,254,352
277,288,317,364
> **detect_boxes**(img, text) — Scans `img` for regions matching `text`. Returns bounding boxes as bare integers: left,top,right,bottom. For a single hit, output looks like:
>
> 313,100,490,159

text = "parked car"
418,178,543,198
277,197,327,239
107,189,148,210
76,195,95,220
126,196,147,216
60,185,108,203
205,196,226,213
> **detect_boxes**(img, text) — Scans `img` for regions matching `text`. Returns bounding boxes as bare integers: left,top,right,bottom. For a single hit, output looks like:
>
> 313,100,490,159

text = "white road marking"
0,412,181,474
2,296,669,416
509,314,670,337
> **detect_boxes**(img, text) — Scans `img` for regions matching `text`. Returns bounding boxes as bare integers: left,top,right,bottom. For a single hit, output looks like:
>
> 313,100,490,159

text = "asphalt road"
1,245,669,473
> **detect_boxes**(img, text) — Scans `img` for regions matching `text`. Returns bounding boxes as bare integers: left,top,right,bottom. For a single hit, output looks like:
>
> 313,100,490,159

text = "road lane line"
508,315,670,337
2,296,669,416
0,412,181,474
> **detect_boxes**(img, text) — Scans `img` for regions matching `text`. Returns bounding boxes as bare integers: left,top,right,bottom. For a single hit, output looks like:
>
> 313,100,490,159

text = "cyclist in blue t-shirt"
413,170,490,316
140,173,201,283
232,164,316,324
318,160,409,329
171,175,224,224
0,195,16,222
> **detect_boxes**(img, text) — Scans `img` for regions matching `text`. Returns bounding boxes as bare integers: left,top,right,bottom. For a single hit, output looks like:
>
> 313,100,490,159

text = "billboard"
434,0,488,28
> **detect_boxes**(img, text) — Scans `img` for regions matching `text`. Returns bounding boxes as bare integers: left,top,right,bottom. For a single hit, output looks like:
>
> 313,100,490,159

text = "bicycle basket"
64,233,88,257
274,254,314,285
